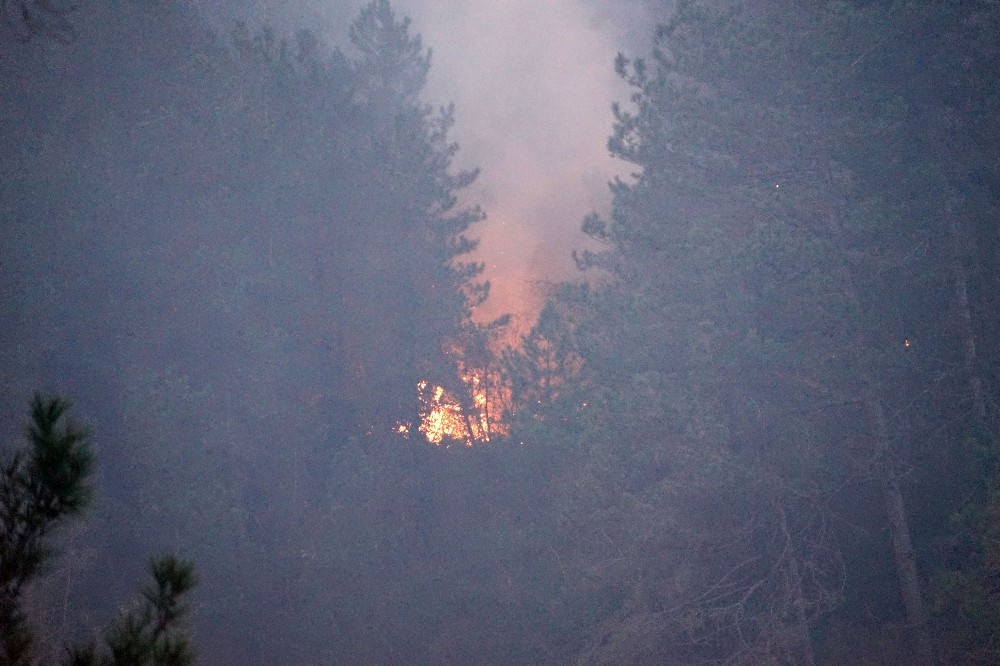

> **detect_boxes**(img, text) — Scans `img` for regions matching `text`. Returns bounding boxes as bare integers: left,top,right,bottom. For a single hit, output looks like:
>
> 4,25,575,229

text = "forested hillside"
510,2,1000,663
2,1,999,664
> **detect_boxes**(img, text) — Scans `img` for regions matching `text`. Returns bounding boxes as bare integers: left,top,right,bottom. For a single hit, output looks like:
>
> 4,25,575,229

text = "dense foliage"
3,1,494,662
509,1,1000,663
1,396,196,666
2,0,999,664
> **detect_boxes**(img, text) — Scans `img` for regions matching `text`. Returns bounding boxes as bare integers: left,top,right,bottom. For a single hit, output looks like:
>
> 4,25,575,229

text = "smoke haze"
6,3,999,663
199,0,653,327
394,0,639,325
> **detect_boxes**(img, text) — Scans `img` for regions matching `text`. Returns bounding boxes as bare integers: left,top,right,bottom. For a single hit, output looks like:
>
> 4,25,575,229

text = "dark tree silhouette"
1,396,196,666
2,395,92,664
66,556,197,666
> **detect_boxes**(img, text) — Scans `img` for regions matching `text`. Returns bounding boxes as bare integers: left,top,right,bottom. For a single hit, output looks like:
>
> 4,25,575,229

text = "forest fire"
399,370,509,446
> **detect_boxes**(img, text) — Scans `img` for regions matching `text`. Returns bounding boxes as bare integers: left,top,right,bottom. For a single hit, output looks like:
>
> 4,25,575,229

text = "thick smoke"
394,0,636,326
198,0,653,329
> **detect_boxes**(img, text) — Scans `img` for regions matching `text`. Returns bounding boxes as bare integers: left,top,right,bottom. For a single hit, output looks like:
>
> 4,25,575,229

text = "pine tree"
342,0,489,433
542,1,942,662
66,556,197,666
2,396,92,665
1,396,196,666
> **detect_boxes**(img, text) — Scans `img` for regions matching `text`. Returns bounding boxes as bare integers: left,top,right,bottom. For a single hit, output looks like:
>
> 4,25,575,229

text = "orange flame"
405,370,509,446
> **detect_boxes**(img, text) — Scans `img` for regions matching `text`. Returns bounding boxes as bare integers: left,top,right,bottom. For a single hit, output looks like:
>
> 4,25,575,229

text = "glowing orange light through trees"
404,370,510,447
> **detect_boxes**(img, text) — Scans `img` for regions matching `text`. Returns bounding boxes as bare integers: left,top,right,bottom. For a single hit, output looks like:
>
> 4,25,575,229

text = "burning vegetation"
398,368,510,446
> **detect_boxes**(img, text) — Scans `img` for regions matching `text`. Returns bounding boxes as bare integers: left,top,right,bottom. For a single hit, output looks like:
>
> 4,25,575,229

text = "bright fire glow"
407,370,510,446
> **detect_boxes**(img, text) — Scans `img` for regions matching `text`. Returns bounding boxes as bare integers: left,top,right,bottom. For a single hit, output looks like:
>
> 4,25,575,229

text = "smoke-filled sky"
393,0,649,325
198,0,657,327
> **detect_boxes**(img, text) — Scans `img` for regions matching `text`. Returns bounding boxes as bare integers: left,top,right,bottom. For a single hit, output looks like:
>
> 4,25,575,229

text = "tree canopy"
2,0,999,663
508,1,1000,663
2,396,196,666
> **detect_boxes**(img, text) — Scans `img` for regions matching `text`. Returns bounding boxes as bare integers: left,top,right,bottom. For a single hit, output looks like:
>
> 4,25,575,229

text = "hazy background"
196,0,658,326
1,3,665,660
6,1,996,664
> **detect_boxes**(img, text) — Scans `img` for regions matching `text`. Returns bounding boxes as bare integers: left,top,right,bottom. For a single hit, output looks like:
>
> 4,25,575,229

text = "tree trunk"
946,200,987,424
869,394,937,666
819,156,938,665
787,553,818,666
773,499,819,666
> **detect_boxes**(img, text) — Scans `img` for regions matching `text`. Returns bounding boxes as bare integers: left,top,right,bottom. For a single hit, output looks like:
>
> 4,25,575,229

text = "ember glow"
403,371,510,446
